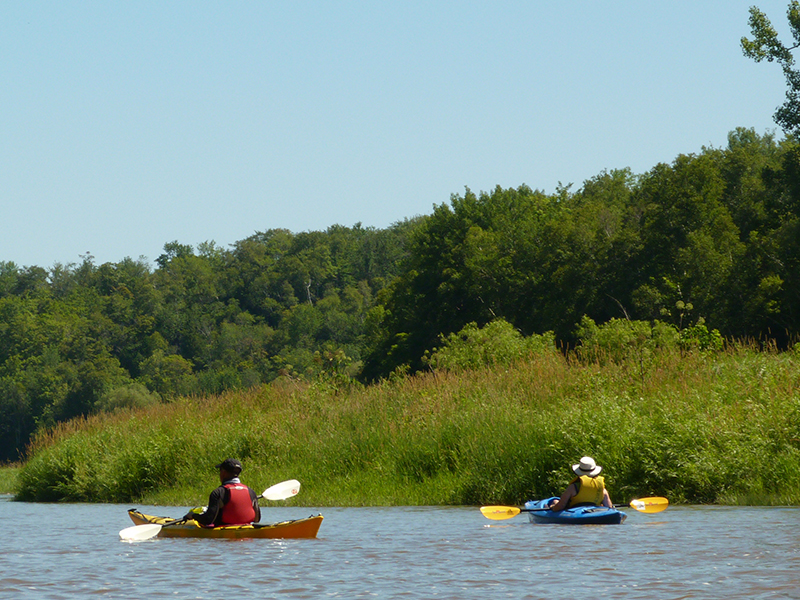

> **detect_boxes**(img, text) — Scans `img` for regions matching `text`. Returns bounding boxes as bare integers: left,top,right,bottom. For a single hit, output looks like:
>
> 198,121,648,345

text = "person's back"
219,480,258,525
183,458,262,526
567,473,606,507
547,456,613,511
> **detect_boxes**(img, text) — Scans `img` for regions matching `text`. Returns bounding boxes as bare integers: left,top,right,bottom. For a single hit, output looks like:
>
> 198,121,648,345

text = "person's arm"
547,482,577,512
602,488,612,508
184,486,225,526
250,487,262,523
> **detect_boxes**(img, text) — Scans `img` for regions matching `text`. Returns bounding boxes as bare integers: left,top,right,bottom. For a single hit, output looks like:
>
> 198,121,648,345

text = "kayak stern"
524,497,626,525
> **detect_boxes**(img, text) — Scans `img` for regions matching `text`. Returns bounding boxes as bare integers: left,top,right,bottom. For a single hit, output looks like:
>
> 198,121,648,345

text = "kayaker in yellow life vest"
546,456,613,511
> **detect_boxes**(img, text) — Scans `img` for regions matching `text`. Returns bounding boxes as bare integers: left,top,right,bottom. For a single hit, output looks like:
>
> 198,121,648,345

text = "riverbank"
14,345,800,506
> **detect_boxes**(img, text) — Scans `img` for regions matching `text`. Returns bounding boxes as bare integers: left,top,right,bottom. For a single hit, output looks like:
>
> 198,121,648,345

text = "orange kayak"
127,508,323,539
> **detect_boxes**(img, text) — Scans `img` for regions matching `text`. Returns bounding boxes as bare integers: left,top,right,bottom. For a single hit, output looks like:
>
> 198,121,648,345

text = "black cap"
215,458,243,474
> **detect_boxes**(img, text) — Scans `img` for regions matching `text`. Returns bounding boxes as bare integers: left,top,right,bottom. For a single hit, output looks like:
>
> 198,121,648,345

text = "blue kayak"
524,497,626,525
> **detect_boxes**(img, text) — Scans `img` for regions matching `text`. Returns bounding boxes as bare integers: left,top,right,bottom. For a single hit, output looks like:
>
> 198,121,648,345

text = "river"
1,495,799,599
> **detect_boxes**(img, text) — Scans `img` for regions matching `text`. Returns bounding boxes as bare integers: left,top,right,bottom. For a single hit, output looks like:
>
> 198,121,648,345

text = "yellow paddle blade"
480,506,521,520
629,497,669,513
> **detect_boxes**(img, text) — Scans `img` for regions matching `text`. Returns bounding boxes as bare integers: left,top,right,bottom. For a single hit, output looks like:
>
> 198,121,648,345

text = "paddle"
261,479,301,501
627,496,669,514
119,519,185,541
119,479,302,541
480,496,669,521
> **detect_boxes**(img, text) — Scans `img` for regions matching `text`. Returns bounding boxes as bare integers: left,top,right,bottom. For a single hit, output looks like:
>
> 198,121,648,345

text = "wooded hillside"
2,128,799,462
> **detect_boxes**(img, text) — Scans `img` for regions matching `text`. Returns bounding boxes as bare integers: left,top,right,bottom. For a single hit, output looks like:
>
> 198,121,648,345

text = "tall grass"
15,344,800,506
0,465,19,493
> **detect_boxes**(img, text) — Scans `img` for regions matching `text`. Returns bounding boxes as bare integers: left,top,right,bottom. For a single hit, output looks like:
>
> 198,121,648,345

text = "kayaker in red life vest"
182,458,262,526
546,456,614,511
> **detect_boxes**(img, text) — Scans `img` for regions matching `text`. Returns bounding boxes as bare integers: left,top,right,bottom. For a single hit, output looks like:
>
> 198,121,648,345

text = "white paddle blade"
261,479,301,501
119,524,162,541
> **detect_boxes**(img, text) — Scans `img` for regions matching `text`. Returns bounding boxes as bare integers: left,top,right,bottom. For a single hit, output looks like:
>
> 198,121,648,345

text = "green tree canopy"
742,2,800,135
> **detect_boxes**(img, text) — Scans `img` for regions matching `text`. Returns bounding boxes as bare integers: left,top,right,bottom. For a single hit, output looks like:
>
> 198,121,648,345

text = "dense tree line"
362,129,800,377
2,128,800,462
0,222,416,462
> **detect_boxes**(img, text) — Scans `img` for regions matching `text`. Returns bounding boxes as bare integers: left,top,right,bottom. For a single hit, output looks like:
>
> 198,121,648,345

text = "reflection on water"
2,496,800,599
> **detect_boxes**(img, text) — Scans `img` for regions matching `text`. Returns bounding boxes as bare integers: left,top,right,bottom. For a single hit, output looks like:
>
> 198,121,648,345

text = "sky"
0,1,794,268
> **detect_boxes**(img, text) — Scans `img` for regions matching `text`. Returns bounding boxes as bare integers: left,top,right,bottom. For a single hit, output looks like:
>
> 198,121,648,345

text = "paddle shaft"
527,499,663,511
522,505,617,513
526,504,644,511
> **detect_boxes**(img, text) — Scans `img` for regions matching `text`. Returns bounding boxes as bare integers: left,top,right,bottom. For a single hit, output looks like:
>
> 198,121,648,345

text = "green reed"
0,466,19,493
14,344,800,506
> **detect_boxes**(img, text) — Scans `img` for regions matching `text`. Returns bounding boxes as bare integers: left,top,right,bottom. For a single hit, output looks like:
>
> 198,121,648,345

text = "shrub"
423,319,555,372
575,316,680,363
95,383,161,413
679,318,724,352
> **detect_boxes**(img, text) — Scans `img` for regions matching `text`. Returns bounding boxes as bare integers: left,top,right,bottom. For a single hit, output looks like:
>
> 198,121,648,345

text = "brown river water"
2,495,800,599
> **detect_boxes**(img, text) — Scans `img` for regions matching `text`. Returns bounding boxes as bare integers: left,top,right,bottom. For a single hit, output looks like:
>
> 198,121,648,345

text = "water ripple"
3,503,800,598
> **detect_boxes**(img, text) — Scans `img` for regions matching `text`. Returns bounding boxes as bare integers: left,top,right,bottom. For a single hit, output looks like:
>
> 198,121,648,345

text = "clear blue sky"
0,1,792,268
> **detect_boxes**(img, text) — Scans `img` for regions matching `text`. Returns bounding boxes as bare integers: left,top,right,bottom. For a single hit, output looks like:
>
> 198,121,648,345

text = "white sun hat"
572,456,602,477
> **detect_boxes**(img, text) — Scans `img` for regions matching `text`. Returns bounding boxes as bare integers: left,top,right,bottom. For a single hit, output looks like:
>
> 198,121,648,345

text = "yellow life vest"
568,475,605,507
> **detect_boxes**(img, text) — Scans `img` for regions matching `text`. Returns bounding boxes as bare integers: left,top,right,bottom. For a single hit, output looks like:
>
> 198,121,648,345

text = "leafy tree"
156,241,195,269
720,128,783,235
152,246,225,364
524,170,638,340
13,266,48,297
137,350,196,399
0,262,20,298
362,186,555,379
625,151,747,334
742,2,800,135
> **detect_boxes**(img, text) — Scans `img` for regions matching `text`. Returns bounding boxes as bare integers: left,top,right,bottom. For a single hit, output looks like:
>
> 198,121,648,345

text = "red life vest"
220,483,256,525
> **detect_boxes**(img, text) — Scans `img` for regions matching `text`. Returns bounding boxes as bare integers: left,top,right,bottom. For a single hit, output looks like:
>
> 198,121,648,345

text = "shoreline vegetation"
12,342,800,507
0,466,19,494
